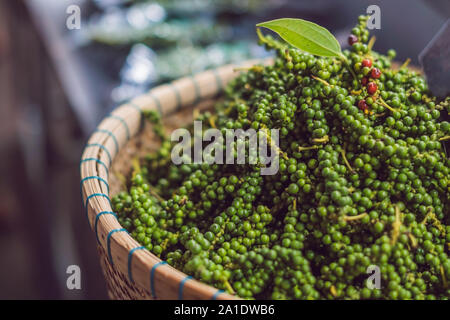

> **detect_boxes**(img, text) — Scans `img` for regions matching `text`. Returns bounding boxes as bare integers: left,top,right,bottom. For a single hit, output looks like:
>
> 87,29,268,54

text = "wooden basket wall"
80,59,271,300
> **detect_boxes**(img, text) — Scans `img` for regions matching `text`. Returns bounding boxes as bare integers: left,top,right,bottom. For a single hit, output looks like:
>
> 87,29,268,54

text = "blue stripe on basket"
84,193,110,223
150,261,167,299
129,102,145,131
178,275,193,300
107,228,128,266
212,289,224,300
127,102,142,113
212,68,223,91
168,83,182,111
148,92,163,115
94,129,119,155
84,144,112,166
127,246,146,283
80,176,109,194
108,114,130,140
80,158,109,177
189,75,201,104
94,211,117,244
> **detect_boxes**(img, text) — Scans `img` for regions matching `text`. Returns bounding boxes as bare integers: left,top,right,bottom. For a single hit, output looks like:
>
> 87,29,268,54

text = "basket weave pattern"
80,59,271,300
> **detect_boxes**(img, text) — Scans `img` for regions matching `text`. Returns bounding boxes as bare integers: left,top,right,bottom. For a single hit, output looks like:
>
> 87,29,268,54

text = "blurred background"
0,0,448,299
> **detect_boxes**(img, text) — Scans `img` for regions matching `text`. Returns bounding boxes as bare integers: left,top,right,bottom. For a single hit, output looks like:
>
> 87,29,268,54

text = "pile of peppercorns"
112,15,450,299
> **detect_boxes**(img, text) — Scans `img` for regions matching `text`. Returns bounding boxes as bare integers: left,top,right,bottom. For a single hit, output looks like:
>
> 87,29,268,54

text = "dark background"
0,0,448,299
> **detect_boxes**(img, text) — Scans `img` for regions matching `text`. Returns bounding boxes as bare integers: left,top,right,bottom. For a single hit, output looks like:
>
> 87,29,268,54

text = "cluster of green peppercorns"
112,15,450,299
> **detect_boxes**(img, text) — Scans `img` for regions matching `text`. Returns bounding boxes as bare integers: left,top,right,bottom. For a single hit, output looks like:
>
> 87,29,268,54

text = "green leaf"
256,18,342,58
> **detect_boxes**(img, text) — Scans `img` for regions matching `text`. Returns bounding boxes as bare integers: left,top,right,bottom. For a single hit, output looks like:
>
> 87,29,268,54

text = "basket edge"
80,58,273,300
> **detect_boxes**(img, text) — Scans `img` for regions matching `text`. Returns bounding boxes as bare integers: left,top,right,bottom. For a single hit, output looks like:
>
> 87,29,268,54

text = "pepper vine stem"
313,135,329,144
341,146,355,173
261,126,289,160
298,145,320,152
311,75,331,87
378,97,398,112
367,36,376,52
399,58,411,69
340,54,358,81
390,205,402,245
342,213,368,221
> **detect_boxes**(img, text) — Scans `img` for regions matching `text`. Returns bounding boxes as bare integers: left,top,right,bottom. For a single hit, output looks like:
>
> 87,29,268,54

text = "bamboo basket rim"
80,58,273,300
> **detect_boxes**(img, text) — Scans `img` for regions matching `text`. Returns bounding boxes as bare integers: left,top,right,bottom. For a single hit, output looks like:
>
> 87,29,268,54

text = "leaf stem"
256,27,268,45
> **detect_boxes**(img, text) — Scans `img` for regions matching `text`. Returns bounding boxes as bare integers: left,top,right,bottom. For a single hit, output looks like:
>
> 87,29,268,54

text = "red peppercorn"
361,77,368,86
358,99,368,110
362,59,372,68
367,82,378,95
371,67,381,79
348,34,358,46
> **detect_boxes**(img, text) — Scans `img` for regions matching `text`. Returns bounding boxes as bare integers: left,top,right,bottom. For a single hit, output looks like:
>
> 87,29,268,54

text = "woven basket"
80,59,272,300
